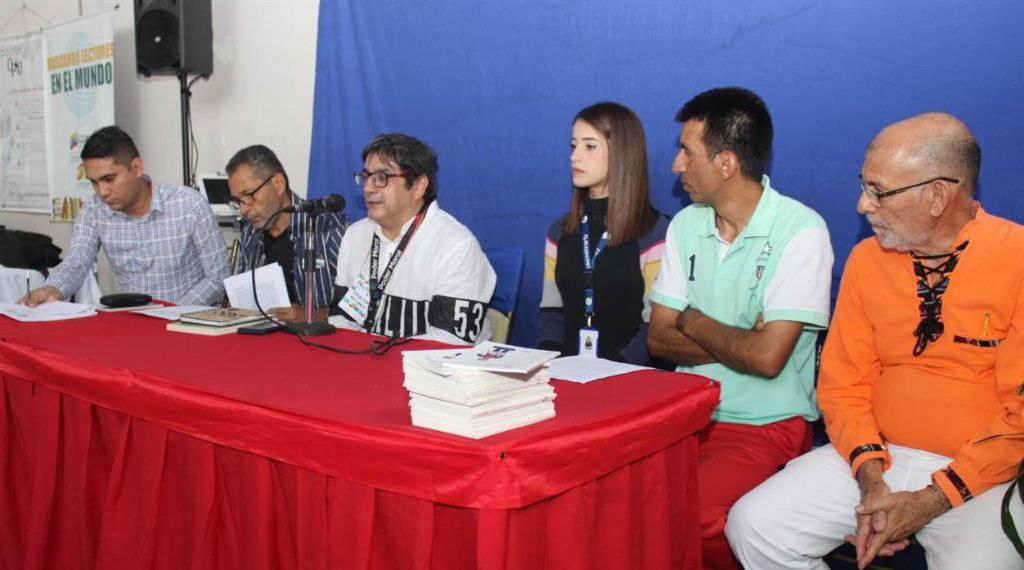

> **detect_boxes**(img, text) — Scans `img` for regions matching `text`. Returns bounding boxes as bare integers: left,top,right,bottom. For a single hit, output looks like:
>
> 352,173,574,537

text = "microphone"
283,193,345,214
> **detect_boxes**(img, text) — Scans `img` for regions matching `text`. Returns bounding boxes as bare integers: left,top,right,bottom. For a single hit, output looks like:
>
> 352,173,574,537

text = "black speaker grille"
136,8,180,70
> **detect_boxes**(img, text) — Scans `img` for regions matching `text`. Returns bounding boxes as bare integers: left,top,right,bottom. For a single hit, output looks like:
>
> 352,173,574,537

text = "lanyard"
580,215,608,327
365,206,427,328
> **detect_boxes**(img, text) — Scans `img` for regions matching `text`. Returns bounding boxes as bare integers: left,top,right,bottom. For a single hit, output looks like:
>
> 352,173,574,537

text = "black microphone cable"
292,330,412,355
245,204,408,356
247,208,289,329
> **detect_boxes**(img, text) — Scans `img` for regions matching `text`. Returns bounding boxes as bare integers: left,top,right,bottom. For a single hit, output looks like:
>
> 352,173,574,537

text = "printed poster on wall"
43,10,115,222
0,32,49,212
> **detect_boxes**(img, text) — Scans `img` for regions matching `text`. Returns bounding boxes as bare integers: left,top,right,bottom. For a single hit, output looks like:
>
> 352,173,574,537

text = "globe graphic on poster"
63,32,106,118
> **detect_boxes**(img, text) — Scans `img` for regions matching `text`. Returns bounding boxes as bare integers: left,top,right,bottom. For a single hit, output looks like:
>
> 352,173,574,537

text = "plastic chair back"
483,246,524,342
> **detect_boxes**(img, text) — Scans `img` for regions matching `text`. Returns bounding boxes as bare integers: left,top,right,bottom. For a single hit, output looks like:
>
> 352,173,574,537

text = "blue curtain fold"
310,1,1024,345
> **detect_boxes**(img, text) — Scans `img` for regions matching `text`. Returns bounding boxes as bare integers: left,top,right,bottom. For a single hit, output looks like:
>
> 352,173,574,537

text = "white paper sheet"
547,355,652,384
134,305,215,320
0,301,97,322
224,263,291,310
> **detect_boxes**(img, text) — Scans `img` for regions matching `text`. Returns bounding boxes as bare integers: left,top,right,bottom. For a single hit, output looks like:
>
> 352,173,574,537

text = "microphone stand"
283,210,336,336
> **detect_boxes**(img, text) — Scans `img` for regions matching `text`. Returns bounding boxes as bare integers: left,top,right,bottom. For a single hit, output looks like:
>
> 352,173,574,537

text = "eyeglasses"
354,170,413,189
859,175,960,206
228,174,275,209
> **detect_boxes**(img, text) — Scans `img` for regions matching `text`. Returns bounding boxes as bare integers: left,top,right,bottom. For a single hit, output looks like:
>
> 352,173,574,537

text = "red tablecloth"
0,311,718,569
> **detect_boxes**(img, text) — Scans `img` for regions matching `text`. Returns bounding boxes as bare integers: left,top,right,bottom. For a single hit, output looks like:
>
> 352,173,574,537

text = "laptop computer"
197,173,235,217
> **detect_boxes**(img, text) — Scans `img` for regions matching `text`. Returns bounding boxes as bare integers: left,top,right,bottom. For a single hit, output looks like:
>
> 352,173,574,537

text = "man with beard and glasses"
227,145,350,322
727,113,1024,570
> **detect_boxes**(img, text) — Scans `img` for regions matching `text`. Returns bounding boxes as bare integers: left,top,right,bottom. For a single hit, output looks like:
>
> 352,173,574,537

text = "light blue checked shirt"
46,179,230,304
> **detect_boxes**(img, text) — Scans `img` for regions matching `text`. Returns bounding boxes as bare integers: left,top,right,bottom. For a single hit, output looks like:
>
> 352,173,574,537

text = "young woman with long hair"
537,101,670,364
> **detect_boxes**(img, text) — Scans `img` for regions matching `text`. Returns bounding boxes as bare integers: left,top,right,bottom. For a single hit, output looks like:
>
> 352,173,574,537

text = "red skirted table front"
0,311,718,569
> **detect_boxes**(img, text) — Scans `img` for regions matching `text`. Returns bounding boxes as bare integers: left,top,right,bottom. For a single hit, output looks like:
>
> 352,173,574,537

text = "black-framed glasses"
228,174,275,209
354,170,413,189
859,175,960,206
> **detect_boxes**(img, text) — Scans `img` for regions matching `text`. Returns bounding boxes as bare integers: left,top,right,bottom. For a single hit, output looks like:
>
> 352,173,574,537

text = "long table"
0,311,718,569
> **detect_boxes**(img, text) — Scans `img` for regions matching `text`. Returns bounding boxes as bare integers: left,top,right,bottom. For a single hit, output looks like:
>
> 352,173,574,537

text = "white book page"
224,263,291,310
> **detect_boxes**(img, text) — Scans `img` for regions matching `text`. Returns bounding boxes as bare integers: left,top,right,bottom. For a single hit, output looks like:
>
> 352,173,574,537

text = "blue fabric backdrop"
309,1,1024,346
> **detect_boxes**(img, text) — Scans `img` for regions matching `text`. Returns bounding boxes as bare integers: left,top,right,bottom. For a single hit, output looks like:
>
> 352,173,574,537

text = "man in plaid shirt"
22,126,229,306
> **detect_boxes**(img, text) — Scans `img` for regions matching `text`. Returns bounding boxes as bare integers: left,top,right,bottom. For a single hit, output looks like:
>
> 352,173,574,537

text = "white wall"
0,0,320,293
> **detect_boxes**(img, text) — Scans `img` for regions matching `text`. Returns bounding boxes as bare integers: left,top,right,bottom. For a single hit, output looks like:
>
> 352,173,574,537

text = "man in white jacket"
332,133,495,345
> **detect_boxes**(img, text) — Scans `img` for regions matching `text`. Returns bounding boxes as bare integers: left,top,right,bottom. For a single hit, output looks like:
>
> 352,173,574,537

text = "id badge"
578,327,599,358
339,273,372,326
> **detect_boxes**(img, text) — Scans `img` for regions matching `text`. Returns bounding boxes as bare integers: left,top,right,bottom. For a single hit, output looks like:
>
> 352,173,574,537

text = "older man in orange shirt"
725,113,1024,569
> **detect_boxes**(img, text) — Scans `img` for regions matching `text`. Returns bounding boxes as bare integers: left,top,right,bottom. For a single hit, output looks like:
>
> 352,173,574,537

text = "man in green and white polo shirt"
648,87,834,569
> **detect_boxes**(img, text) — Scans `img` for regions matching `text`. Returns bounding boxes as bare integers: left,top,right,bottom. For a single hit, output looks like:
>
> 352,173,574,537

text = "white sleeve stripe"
650,222,689,306
763,227,833,317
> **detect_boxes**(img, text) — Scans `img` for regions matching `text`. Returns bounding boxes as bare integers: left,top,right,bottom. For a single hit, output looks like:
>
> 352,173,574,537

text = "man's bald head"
868,112,981,193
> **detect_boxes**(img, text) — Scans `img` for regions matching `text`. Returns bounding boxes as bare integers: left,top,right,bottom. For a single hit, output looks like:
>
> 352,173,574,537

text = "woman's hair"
564,101,656,246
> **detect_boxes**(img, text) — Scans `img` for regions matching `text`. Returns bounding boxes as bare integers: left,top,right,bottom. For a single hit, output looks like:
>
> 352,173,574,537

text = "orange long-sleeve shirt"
819,207,1024,507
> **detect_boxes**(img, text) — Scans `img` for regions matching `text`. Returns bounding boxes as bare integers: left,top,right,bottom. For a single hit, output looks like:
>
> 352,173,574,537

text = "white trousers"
725,444,1024,570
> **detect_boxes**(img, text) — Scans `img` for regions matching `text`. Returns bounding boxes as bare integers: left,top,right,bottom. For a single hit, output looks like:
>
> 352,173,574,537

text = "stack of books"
402,342,559,439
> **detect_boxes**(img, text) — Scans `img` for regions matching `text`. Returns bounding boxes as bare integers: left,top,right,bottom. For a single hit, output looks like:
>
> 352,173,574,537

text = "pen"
982,312,991,337
25,272,30,298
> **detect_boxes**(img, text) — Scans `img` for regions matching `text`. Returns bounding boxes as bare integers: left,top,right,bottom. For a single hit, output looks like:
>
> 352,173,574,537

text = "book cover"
179,307,264,327
166,320,254,336
439,342,559,374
